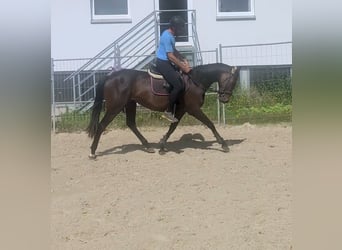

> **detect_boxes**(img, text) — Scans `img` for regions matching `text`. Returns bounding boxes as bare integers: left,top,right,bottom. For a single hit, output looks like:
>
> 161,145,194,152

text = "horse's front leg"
159,110,185,154
189,109,229,152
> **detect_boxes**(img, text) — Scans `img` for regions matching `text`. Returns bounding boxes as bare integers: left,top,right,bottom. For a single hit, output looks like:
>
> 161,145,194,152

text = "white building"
51,0,292,103
51,0,291,60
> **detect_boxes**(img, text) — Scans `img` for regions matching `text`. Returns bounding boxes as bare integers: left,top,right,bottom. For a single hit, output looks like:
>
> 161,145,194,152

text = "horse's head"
217,66,240,103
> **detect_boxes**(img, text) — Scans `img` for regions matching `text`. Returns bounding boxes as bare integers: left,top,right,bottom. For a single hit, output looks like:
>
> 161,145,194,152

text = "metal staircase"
64,10,202,111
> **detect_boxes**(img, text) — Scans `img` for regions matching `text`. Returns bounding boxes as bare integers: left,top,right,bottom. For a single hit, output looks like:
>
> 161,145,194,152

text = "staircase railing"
191,11,202,66
64,10,202,109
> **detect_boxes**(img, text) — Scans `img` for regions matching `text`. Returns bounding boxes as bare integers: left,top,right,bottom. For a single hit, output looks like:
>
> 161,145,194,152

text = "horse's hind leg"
125,101,155,153
159,109,186,154
89,111,118,158
189,109,229,152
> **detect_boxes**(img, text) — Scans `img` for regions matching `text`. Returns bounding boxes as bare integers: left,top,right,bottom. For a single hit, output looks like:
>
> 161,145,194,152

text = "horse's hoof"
222,146,230,152
88,154,97,159
159,149,167,155
145,147,155,153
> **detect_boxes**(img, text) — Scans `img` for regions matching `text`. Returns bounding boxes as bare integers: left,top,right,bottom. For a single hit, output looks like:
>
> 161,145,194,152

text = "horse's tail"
86,77,105,138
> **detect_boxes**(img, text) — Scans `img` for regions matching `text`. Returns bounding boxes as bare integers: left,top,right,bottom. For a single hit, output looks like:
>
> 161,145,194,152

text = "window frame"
216,0,256,20
90,0,132,24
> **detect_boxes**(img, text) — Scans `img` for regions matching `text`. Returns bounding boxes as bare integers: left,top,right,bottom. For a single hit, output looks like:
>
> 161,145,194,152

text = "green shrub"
54,78,292,132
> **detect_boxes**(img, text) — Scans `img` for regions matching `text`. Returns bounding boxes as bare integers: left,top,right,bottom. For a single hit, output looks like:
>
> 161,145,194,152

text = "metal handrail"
119,29,154,53
221,41,292,48
191,11,202,65
63,9,202,110
124,44,155,68
64,47,113,81
73,58,113,90
67,9,199,74
64,12,156,81
77,87,94,101
114,12,155,44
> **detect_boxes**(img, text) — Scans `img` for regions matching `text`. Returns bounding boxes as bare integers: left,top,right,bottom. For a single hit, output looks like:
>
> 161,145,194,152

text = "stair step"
62,10,202,112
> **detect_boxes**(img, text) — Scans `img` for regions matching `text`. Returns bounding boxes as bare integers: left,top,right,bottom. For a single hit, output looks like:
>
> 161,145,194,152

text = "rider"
156,15,192,123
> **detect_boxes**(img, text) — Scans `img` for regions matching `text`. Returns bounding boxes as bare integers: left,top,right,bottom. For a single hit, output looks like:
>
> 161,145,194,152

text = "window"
216,0,255,20
91,0,131,23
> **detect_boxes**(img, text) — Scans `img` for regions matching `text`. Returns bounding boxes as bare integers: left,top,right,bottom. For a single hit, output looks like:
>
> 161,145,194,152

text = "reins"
186,71,207,92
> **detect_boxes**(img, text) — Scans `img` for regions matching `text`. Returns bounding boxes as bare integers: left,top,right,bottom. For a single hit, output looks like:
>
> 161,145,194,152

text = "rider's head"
169,16,185,36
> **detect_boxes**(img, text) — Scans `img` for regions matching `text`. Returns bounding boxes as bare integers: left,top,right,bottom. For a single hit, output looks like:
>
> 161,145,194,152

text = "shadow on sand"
97,133,245,157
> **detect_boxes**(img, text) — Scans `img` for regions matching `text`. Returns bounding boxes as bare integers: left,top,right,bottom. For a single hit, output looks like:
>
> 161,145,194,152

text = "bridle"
216,66,238,98
217,73,235,97
218,90,233,97
187,66,238,96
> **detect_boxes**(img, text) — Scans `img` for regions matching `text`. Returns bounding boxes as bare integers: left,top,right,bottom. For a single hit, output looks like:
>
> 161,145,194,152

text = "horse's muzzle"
219,94,230,103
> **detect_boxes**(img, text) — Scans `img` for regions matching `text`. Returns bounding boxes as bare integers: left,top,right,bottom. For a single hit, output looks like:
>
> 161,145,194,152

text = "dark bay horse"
87,63,240,158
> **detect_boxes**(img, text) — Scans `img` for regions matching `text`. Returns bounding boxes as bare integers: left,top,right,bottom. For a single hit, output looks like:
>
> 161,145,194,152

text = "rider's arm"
173,49,185,61
167,52,191,73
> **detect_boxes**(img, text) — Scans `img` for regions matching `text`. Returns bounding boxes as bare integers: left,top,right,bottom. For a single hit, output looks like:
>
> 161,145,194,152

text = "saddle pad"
150,77,170,96
150,74,191,96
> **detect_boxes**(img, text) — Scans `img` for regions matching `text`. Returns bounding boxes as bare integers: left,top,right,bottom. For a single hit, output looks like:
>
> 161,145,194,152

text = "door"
156,0,190,42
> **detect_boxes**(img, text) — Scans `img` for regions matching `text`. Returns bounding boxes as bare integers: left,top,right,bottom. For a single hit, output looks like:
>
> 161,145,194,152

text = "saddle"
147,61,164,80
148,59,189,96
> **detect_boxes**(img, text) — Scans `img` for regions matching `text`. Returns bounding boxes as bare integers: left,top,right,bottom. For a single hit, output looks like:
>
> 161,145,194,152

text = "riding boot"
162,103,178,123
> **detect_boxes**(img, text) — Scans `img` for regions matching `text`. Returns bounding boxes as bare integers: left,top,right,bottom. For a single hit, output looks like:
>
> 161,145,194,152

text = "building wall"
193,0,292,51
51,0,292,59
51,0,154,59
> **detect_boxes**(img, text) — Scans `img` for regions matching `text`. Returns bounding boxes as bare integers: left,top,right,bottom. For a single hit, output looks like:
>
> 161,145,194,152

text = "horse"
87,63,240,158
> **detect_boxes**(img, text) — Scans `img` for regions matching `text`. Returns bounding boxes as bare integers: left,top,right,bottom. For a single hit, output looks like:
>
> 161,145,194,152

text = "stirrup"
162,111,178,123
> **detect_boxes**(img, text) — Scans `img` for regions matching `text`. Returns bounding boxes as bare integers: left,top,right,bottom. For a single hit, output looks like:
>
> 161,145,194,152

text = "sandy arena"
51,123,292,249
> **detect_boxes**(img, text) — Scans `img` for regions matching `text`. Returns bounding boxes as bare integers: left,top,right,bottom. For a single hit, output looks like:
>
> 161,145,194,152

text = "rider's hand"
181,61,192,73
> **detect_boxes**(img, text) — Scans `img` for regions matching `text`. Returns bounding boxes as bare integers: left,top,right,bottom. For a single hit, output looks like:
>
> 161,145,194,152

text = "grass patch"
53,78,292,132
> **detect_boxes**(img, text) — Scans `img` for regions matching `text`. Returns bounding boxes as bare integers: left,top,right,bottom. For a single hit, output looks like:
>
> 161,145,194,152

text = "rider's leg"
156,59,183,115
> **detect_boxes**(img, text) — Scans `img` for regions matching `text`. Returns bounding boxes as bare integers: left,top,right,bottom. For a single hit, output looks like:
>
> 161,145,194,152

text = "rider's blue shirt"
156,30,175,61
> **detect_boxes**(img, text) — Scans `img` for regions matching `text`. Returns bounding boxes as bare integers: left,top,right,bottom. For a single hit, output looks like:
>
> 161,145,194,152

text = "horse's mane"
190,63,231,87
192,63,231,74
